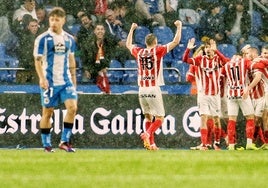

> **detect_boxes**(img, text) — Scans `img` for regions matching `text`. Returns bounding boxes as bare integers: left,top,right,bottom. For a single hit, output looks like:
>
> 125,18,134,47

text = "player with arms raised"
126,20,182,150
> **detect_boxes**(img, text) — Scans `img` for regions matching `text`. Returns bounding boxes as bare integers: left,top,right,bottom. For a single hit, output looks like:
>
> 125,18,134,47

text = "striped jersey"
33,29,76,86
221,56,251,98
131,45,167,87
248,60,264,99
253,58,268,92
183,48,229,95
186,64,203,93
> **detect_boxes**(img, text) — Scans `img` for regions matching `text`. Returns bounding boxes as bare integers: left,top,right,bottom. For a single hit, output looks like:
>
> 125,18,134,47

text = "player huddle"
185,39,268,151
33,6,268,152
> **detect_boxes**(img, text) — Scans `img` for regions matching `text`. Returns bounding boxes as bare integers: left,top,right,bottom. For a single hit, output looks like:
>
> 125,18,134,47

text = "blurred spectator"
103,9,132,64
64,14,79,38
178,8,200,28
109,0,143,31
16,17,39,84
199,2,229,44
224,0,251,50
94,0,108,22
134,0,166,26
104,9,128,42
12,0,37,22
35,5,48,32
76,13,95,50
0,1,18,56
80,23,117,94
164,0,178,29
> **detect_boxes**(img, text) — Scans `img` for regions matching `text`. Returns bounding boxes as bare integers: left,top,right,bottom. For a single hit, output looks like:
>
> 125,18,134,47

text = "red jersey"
131,45,167,87
94,0,108,15
221,56,252,98
248,61,265,99
183,48,229,95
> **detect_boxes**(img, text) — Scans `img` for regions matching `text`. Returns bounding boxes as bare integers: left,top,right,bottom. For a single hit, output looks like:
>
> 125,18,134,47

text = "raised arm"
126,23,138,51
167,20,182,51
182,38,196,63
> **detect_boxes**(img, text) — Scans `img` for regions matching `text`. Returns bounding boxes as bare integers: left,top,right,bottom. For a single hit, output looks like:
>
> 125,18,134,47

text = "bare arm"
126,23,138,51
69,53,77,88
34,56,48,90
167,20,182,51
242,71,262,99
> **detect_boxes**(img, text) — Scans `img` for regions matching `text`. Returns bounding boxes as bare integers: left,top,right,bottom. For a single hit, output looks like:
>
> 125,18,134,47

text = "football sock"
61,122,73,143
227,120,236,144
147,119,162,135
214,127,221,143
103,73,110,93
145,121,154,144
264,130,268,143
207,119,214,145
258,127,265,144
41,128,51,147
246,119,255,139
200,128,208,146
220,128,227,139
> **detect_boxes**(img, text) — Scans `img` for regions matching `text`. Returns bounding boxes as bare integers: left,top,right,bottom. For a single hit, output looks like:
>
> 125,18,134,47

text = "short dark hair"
145,34,157,46
80,13,92,21
48,7,66,18
262,45,268,50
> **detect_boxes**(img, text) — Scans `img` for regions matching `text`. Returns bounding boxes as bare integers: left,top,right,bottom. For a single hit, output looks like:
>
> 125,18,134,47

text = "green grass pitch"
0,149,267,188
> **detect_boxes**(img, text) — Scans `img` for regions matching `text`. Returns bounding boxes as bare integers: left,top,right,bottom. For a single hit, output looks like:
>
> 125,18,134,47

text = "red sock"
147,119,162,135
145,121,154,145
207,119,214,145
145,121,151,131
96,75,105,92
221,128,227,139
246,119,255,139
264,130,268,143
103,73,110,93
253,126,260,141
200,128,208,146
227,120,236,144
258,127,265,144
214,127,221,143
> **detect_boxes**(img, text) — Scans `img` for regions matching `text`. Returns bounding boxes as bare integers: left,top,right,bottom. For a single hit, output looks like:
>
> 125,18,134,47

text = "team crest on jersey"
54,42,66,54
44,97,50,105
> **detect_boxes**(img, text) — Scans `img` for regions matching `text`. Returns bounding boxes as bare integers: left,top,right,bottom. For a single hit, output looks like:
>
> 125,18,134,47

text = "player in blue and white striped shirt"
34,7,77,152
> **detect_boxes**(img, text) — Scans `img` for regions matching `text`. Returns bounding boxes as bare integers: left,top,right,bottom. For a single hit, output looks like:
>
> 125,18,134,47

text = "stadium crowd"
0,0,268,151
0,0,267,85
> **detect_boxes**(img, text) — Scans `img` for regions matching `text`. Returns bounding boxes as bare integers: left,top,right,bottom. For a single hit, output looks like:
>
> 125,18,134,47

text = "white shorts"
227,97,254,116
139,86,165,116
198,94,221,116
252,97,265,117
264,92,268,110
220,96,228,119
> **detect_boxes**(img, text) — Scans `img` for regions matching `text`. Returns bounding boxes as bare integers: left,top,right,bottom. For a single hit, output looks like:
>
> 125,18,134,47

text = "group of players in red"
126,17,268,151
185,38,268,150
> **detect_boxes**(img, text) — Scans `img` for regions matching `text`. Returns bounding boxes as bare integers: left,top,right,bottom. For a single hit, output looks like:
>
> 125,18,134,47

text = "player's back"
224,55,249,98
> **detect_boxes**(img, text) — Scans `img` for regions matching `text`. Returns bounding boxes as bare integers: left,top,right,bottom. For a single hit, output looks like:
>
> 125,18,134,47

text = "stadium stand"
107,59,125,84
152,26,174,44
180,26,197,44
134,26,150,47
123,59,138,84
217,44,237,58
171,61,189,82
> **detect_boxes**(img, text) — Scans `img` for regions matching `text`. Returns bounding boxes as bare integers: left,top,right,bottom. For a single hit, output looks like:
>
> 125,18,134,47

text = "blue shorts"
40,84,78,108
